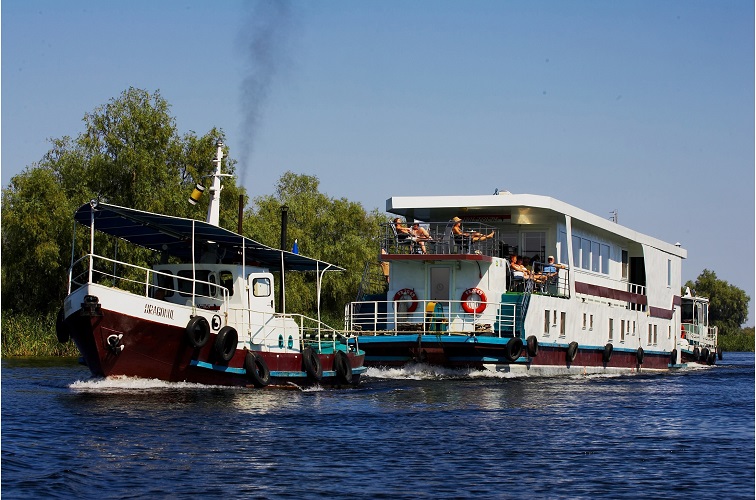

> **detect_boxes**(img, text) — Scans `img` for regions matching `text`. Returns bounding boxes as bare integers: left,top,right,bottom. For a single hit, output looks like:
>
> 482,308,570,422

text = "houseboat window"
582,313,587,330
621,320,626,341
589,314,594,330
601,244,610,274
591,242,600,272
621,250,629,279
560,312,566,336
581,238,591,270
156,271,175,298
648,325,653,345
667,259,672,287
653,325,658,345
219,271,234,296
544,311,550,334
523,232,546,262
177,270,211,297
609,318,614,341
253,277,271,297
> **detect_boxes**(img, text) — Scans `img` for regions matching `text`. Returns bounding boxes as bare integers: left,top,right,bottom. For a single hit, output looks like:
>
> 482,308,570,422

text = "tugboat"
57,141,365,388
346,191,717,374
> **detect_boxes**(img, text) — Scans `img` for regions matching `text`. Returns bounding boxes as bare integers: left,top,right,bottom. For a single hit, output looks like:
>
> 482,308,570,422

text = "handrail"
346,298,518,337
68,253,229,312
381,221,500,257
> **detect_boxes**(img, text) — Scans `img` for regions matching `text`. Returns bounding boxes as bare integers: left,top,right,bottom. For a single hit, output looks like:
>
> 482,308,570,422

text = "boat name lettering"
144,303,174,319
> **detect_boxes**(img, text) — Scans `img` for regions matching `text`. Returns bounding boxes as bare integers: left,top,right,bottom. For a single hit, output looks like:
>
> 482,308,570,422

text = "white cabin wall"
642,244,681,310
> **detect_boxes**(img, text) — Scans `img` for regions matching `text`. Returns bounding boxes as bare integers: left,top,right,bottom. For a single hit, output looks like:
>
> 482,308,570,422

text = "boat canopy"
74,201,343,273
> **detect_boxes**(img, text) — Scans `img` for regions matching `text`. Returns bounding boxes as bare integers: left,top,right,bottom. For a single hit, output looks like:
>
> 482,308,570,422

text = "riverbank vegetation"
2,88,752,357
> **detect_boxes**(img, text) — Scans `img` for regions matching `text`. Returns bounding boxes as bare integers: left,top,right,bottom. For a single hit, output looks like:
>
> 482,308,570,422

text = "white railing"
682,322,718,349
345,299,518,337
68,253,229,313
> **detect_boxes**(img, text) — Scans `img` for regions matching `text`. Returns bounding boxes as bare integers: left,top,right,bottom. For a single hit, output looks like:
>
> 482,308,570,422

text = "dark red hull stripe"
575,282,680,319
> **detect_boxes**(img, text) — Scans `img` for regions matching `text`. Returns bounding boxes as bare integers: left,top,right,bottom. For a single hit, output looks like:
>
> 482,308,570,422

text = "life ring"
670,349,678,365
602,343,613,363
302,346,323,381
244,351,270,387
566,341,579,363
393,288,419,313
333,351,353,384
186,316,210,348
214,326,238,362
504,337,523,362
461,288,487,314
55,308,70,343
636,347,645,365
526,335,539,357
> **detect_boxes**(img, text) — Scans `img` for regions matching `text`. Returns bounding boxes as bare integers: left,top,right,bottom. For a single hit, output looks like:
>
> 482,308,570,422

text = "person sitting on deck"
411,222,432,253
451,217,495,242
394,218,412,238
510,255,531,280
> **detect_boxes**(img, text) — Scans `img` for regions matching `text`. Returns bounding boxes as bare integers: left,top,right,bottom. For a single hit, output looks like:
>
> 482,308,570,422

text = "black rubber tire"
700,348,710,362
707,352,716,365
636,347,644,365
670,349,677,365
334,351,353,384
55,308,70,343
566,341,579,363
302,346,323,381
504,337,524,363
526,335,539,357
186,316,210,348
693,347,700,361
244,351,270,388
717,347,723,360
214,326,238,362
602,343,613,363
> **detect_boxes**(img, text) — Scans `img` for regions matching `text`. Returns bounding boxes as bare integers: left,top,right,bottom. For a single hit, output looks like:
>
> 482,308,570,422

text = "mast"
206,140,225,227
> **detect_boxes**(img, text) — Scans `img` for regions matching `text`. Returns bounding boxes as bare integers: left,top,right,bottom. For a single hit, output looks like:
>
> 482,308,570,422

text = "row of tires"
185,316,353,387
502,336,652,365
691,346,720,365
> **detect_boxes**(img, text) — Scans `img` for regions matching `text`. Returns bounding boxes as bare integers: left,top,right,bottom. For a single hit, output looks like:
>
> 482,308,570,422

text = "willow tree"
1,87,244,315
244,171,384,321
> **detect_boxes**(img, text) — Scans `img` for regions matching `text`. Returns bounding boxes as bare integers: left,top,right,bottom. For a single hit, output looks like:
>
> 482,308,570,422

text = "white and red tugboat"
57,141,364,388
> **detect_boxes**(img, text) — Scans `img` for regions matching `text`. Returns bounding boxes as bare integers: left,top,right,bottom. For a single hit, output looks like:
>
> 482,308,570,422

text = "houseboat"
346,191,717,374
56,141,365,388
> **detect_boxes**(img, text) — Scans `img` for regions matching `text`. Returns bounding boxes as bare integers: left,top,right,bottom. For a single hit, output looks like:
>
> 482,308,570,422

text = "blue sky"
3,0,754,324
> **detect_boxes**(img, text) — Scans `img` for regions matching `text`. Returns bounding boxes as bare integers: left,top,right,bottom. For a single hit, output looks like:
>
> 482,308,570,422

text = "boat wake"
69,375,235,392
365,363,529,380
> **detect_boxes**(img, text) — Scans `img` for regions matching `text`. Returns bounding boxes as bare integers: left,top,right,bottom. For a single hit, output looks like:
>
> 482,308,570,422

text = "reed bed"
1,312,80,357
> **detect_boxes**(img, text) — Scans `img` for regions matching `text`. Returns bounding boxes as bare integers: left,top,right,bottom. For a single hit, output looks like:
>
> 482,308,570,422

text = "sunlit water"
2,353,754,499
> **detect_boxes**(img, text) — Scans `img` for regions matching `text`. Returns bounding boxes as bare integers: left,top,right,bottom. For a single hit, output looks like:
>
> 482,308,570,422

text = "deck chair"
390,223,414,253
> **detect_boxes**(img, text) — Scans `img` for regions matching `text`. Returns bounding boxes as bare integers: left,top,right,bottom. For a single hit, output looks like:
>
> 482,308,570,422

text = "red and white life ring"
461,287,487,314
393,288,418,312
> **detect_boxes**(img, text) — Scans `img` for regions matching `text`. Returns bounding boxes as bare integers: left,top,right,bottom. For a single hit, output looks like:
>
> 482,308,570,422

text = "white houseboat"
57,141,365,388
346,192,718,374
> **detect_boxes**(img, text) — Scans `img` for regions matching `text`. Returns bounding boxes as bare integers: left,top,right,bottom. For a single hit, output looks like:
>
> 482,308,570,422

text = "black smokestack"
236,0,293,190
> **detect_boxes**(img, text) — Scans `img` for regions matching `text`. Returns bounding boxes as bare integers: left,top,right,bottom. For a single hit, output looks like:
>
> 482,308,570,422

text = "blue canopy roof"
74,201,343,273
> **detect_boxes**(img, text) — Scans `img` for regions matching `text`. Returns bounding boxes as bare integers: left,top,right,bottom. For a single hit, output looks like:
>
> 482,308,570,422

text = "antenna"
609,209,618,223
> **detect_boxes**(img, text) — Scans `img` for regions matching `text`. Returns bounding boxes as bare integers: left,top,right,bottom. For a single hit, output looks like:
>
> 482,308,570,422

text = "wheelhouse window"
219,271,234,296
253,277,271,297
156,271,175,297
178,270,211,297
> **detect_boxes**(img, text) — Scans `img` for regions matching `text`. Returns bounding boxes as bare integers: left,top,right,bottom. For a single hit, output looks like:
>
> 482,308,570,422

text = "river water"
2,353,753,499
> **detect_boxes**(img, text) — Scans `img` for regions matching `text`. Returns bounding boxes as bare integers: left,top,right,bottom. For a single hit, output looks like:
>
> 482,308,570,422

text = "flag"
292,239,299,254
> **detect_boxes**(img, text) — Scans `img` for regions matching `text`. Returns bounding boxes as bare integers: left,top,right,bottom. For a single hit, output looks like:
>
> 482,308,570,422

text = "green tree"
684,269,750,337
244,171,384,319
1,88,244,315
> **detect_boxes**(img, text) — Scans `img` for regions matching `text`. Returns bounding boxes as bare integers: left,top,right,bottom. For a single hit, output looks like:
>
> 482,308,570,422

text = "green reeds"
1,312,80,357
